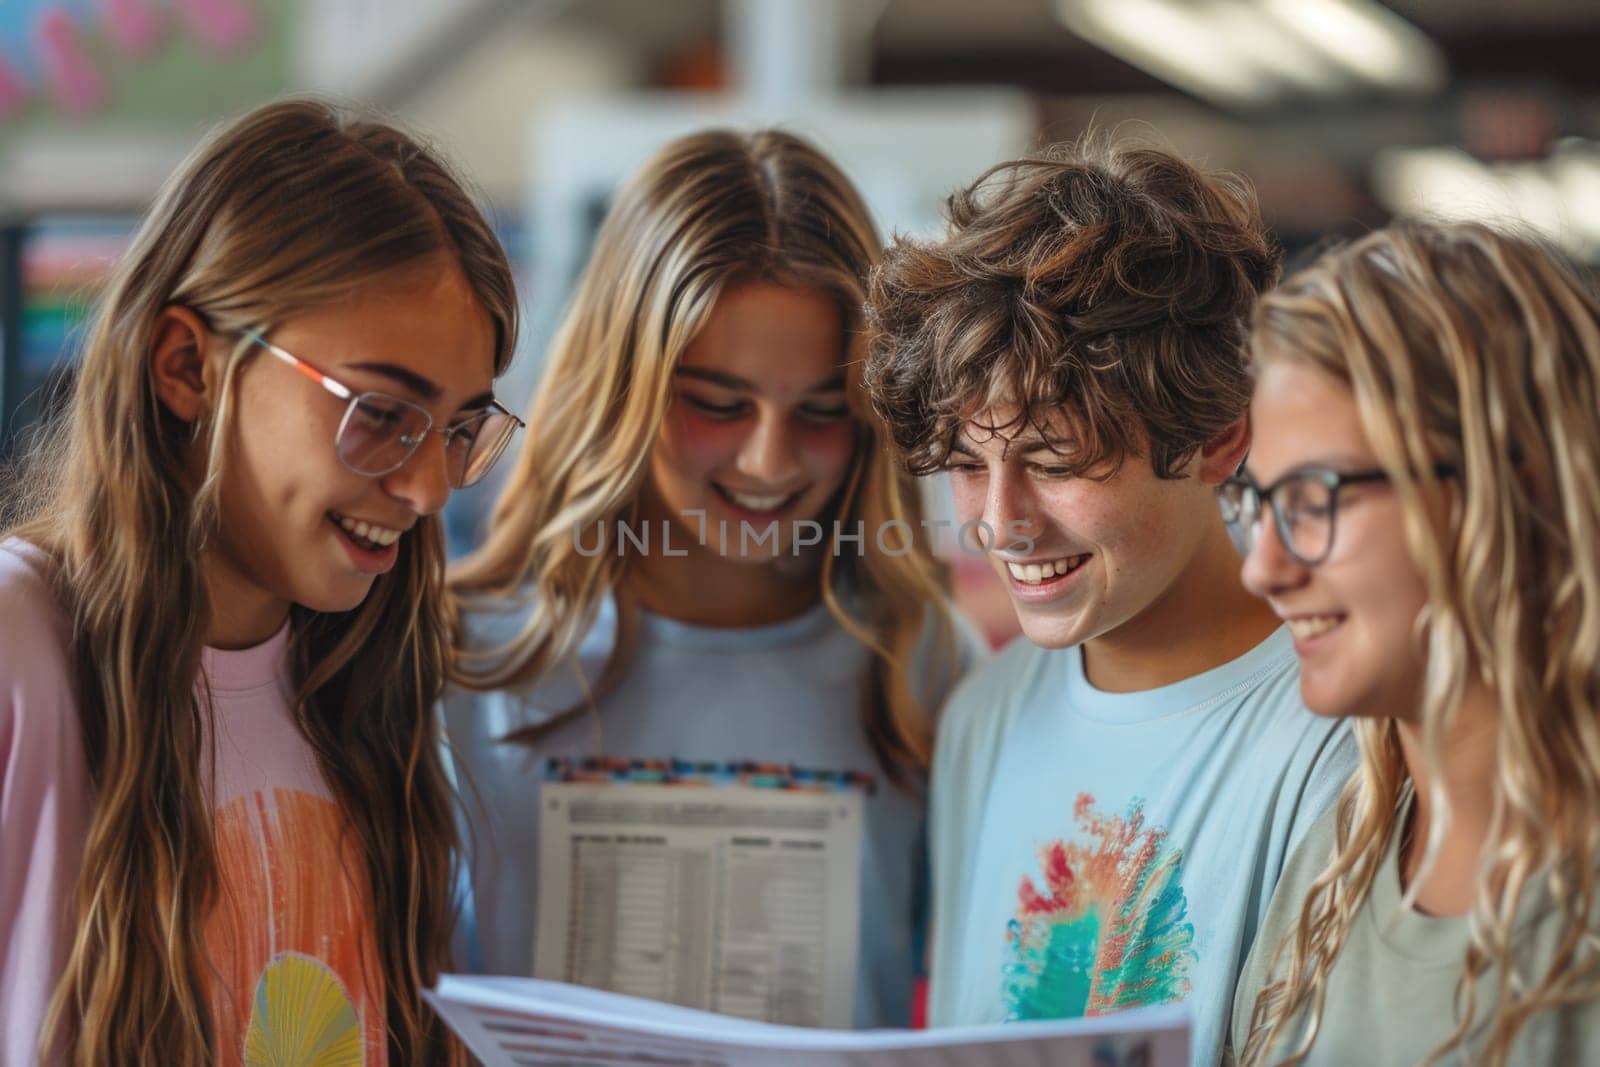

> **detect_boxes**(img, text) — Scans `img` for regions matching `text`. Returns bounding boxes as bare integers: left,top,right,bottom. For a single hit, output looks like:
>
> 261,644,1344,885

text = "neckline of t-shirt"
1059,624,1296,724
201,618,292,693
1365,788,1565,965
1365,791,1473,965
637,597,838,651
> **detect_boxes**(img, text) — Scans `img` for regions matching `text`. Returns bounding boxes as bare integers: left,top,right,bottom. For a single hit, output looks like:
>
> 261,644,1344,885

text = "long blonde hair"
449,128,953,783
1239,222,1600,1066
3,99,517,1064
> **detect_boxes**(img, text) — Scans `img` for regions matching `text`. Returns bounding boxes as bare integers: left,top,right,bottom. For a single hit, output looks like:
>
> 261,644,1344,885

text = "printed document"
534,777,864,1028
425,975,1190,1067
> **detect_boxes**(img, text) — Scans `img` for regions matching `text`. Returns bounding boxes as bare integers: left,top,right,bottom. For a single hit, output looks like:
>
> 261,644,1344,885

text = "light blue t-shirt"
927,626,1355,1066
443,589,983,1029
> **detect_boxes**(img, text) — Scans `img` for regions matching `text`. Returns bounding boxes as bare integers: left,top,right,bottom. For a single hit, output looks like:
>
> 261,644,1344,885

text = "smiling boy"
863,140,1356,1065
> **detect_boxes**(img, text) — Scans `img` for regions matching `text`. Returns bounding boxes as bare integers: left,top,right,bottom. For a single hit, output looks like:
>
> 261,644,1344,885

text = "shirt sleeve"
0,548,91,1067
1230,806,1337,1061
1283,720,1358,851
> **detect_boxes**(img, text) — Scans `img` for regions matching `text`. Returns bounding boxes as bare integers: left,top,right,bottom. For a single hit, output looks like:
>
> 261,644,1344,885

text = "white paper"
534,781,864,1028
424,975,1190,1067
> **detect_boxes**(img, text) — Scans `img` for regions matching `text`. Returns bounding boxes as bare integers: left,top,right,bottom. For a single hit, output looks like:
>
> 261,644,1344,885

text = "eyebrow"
674,367,847,394
343,361,495,412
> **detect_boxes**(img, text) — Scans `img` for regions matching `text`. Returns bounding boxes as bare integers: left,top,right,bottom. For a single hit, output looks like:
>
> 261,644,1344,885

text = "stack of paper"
425,975,1190,1066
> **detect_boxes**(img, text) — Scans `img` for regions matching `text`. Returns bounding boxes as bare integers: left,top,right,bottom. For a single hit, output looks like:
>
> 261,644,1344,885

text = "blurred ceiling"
298,0,1600,253
6,0,1597,251
870,0,1600,97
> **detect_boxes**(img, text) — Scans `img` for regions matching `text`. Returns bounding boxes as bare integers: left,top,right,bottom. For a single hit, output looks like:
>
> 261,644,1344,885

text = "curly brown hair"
864,136,1280,478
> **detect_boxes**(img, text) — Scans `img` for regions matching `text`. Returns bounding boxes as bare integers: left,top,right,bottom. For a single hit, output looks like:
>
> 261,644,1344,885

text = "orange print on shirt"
205,788,387,1066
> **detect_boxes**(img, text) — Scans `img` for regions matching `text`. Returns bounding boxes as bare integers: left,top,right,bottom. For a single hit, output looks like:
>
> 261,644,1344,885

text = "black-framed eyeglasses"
241,329,523,488
1219,463,1454,567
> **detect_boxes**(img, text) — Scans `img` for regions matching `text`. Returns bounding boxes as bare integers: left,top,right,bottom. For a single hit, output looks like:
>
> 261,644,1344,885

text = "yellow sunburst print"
243,954,365,1067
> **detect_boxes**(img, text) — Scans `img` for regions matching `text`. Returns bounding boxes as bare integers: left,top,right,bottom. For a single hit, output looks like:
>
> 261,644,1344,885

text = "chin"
1015,614,1086,651
1298,679,1362,719
295,578,378,616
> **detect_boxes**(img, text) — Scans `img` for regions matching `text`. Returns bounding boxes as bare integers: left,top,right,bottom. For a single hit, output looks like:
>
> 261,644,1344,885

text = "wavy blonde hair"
449,128,954,783
1239,221,1600,1066
3,100,517,1064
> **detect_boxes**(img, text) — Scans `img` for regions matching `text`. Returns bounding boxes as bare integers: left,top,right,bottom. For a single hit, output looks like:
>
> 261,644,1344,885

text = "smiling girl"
444,129,977,1028
1228,222,1600,1064
0,101,520,1064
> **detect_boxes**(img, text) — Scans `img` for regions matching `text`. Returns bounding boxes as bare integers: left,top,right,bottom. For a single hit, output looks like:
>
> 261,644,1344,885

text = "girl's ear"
149,306,217,424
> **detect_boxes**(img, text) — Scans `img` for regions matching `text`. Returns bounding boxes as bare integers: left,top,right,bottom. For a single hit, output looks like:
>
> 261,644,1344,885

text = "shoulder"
453,583,617,675
934,637,1055,761
453,584,549,654
1226,631,1357,767
0,540,73,686
1232,804,1340,1047
0,540,87,819
443,586,616,737
1222,639,1357,844
1273,801,1341,895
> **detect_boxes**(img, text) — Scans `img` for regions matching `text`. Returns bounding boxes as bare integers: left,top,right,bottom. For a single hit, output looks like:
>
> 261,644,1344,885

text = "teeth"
1006,556,1084,585
1286,614,1343,639
335,513,402,547
726,489,791,512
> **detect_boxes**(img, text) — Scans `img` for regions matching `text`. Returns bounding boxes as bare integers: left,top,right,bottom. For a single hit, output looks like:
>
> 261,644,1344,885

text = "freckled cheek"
1036,485,1125,543
949,478,985,523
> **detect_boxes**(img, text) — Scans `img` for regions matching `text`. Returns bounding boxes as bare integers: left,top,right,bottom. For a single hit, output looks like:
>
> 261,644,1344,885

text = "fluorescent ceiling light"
1551,143,1600,247
1054,0,1279,106
1372,146,1518,221
1262,0,1446,93
1054,0,1446,106
1206,0,1353,94
1372,145,1600,258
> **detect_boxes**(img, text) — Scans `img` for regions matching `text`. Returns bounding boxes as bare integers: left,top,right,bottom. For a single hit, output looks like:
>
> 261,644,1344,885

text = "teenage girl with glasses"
442,129,981,1028
1228,221,1600,1065
0,100,520,1064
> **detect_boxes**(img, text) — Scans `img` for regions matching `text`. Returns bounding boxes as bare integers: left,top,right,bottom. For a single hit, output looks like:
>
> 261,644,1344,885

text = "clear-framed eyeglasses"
1219,465,1452,567
241,329,523,488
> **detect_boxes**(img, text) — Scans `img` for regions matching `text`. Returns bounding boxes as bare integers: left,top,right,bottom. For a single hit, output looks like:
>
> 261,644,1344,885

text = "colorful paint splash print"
1003,793,1196,1019
244,954,363,1067
206,788,385,1064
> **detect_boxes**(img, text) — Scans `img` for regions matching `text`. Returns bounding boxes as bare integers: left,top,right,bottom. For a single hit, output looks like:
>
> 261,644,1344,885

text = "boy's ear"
1196,415,1251,487
149,306,216,424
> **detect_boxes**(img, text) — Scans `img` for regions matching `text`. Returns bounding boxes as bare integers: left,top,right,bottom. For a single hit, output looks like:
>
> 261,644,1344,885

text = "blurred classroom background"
3,0,1598,646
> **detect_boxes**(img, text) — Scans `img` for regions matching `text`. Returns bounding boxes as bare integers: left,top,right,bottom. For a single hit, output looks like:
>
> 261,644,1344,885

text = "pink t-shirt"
0,543,387,1065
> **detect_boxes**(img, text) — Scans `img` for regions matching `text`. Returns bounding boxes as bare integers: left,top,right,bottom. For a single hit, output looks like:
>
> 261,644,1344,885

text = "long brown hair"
449,128,953,784
1239,222,1600,1066
4,99,517,1063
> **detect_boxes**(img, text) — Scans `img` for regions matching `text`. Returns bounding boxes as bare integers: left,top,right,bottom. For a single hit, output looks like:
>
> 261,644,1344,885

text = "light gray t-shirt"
1231,797,1600,1065
928,626,1356,1067
442,589,982,1028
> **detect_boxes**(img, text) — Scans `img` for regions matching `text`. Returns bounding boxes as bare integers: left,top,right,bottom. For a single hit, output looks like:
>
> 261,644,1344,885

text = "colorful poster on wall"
0,0,258,120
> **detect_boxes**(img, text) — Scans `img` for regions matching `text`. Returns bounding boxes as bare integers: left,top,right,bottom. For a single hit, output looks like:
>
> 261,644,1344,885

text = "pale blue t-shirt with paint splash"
927,626,1355,1066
